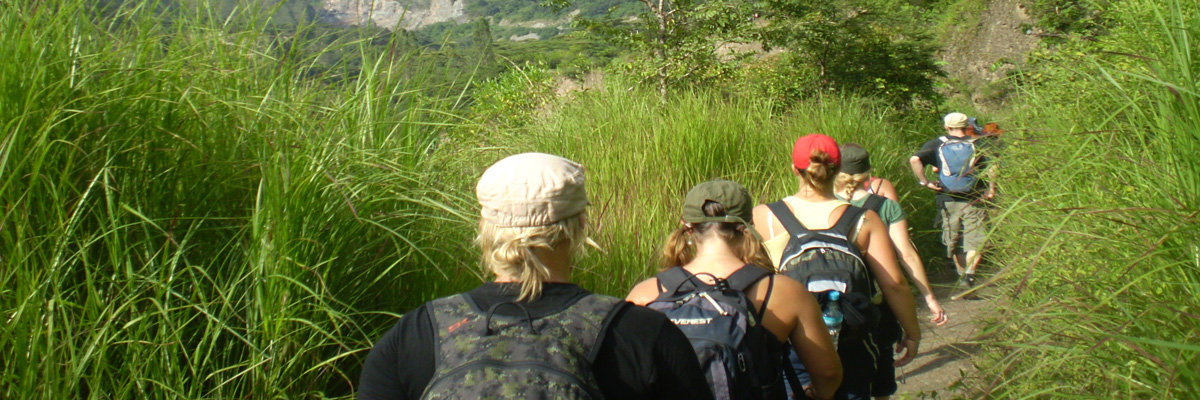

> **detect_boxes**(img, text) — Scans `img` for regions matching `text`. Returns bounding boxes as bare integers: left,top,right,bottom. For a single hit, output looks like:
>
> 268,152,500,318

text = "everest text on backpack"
647,266,792,400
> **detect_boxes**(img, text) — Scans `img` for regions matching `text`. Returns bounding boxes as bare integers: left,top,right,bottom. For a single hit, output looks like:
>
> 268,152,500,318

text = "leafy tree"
556,0,755,97
759,0,944,107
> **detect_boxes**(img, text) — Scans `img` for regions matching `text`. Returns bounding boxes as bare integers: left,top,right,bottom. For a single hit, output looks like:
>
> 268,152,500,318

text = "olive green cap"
681,180,754,226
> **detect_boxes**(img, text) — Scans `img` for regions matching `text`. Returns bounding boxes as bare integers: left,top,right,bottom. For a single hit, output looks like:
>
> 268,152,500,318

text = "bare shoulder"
625,277,661,306
854,209,886,245
752,203,773,221
748,274,812,306
766,275,814,303
878,179,900,202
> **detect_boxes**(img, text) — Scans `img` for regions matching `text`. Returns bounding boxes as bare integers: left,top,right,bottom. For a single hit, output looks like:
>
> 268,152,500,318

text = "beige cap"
476,153,588,227
944,112,969,128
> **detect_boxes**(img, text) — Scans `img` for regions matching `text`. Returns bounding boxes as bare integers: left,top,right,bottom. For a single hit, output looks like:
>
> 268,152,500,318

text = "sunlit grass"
0,0,473,397
974,0,1200,396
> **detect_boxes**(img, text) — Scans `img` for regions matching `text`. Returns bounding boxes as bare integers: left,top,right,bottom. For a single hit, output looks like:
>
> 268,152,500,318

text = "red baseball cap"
792,134,841,170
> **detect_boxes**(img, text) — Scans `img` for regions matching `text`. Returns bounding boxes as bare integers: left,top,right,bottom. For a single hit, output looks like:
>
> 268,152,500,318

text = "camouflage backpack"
420,293,626,400
766,201,879,341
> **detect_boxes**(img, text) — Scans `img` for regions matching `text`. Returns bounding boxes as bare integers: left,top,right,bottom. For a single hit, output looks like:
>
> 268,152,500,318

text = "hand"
894,336,920,367
984,187,996,199
921,181,943,192
928,303,948,326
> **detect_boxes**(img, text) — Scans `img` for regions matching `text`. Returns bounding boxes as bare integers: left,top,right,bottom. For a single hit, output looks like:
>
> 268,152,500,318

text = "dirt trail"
892,267,996,399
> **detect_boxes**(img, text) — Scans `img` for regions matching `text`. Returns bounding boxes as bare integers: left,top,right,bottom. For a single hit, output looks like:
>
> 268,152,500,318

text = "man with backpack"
909,112,997,289
358,153,714,400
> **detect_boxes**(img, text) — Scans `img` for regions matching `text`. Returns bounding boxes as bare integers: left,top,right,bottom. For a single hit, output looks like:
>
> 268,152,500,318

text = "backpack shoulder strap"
586,296,630,363
766,200,809,236
725,265,774,320
862,194,886,215
725,265,771,292
655,266,695,295
831,205,868,236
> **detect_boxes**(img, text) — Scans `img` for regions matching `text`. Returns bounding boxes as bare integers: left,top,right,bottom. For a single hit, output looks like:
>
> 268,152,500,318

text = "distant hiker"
754,134,922,400
908,112,996,289
626,179,843,400
358,153,714,400
967,117,985,138
836,143,948,400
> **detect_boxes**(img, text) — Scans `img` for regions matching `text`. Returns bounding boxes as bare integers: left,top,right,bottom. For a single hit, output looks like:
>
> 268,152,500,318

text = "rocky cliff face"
321,0,467,30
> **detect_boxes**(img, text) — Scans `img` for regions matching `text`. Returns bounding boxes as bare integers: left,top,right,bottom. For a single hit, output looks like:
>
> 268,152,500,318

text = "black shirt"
357,282,715,400
914,135,994,201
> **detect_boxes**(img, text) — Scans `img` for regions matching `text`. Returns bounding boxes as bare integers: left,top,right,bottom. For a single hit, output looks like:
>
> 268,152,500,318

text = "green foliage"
575,0,756,95
760,0,945,107
470,63,559,128
1020,0,1104,37
472,78,947,294
974,0,1200,396
0,0,478,397
494,33,622,77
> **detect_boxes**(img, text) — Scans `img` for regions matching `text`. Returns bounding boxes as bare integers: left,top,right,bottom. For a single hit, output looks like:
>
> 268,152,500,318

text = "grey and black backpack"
766,201,879,342
647,265,794,400
420,293,625,400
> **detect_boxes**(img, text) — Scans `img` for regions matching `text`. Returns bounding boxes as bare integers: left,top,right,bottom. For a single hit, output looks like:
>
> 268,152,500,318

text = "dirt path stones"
892,268,996,399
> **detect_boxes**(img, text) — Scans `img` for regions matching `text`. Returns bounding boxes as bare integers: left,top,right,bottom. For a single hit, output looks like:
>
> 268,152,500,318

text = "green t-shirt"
848,195,907,226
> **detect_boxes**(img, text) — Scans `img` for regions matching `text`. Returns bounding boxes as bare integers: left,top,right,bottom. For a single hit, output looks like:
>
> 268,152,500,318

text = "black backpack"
421,293,626,400
860,194,886,217
765,201,880,342
646,265,794,400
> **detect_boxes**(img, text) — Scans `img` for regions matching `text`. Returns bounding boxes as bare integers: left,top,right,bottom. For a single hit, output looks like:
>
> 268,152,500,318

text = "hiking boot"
954,274,970,289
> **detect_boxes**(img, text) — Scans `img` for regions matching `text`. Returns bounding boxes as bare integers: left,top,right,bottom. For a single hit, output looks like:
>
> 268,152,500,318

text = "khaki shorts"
940,200,987,256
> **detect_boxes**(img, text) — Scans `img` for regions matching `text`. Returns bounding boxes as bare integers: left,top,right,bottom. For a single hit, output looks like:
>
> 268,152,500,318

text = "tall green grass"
463,82,949,294
0,0,474,397
975,0,1200,396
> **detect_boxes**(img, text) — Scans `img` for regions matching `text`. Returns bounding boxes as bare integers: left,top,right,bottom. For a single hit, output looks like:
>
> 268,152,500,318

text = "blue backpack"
647,266,795,400
937,135,981,193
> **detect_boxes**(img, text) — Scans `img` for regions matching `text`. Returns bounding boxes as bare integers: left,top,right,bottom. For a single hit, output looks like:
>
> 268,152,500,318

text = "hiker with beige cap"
909,112,996,290
358,153,712,400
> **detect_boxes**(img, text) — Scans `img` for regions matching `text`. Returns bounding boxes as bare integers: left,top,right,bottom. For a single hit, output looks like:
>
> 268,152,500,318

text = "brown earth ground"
891,266,997,400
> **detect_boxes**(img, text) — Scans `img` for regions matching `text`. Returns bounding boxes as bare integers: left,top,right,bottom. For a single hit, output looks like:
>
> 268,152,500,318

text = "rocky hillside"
320,0,469,31
938,0,1041,109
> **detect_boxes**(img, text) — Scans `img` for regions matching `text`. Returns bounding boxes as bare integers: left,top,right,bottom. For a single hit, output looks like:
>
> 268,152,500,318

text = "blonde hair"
835,171,872,200
798,150,838,194
660,201,774,272
476,215,586,302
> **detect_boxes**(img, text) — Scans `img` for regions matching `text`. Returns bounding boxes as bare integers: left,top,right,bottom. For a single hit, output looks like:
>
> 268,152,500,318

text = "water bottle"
822,291,844,348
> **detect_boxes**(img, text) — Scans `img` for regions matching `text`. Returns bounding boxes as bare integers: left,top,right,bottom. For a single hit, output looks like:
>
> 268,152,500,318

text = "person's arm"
887,218,947,326
909,156,941,192
984,164,998,200
857,211,922,366
594,305,716,400
756,277,842,400
877,178,900,203
358,308,434,400
648,314,718,400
